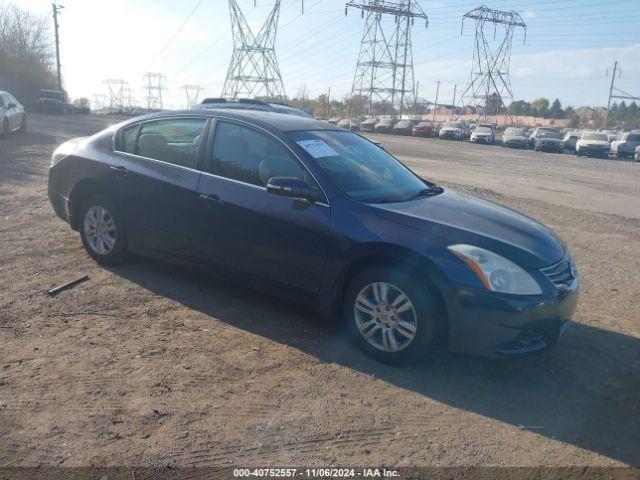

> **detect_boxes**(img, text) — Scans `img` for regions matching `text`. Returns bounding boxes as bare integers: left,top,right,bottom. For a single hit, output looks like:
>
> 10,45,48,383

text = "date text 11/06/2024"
233,468,400,478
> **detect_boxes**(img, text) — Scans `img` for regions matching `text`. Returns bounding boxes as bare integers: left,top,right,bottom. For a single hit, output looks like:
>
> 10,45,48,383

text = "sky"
13,0,640,109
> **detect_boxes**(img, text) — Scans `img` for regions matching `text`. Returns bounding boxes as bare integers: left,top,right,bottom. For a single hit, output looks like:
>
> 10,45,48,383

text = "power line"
149,0,206,69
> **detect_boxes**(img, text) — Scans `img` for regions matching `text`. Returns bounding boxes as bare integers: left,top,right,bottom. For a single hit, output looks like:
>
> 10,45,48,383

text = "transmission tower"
221,0,285,100
182,84,204,108
143,72,167,110
347,0,428,118
102,79,130,110
92,93,108,111
459,5,526,122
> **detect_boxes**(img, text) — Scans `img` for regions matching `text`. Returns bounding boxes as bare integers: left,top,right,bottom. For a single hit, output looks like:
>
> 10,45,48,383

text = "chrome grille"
540,256,577,290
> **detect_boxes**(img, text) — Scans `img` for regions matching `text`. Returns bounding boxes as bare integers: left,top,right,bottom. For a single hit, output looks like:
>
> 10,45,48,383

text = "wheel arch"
327,244,451,339
67,178,112,230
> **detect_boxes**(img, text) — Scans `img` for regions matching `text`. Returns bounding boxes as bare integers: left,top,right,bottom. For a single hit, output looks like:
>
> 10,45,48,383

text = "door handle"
109,165,128,176
199,193,224,206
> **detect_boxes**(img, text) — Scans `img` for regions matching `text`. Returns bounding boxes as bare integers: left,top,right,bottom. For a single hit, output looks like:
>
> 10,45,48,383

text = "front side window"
211,121,307,187
289,130,429,204
123,118,206,169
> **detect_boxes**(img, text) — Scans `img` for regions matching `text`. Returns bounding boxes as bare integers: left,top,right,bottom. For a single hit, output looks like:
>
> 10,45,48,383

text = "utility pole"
432,81,440,122
451,83,457,118
52,3,64,92
604,61,619,128
602,61,640,128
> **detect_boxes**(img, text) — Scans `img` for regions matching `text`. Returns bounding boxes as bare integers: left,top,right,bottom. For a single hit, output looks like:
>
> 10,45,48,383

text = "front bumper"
445,280,579,358
504,140,528,148
580,147,610,157
536,142,562,152
440,131,462,140
48,184,73,226
471,136,493,144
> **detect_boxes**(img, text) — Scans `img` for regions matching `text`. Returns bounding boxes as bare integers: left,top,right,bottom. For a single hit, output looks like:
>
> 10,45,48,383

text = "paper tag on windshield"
296,139,338,158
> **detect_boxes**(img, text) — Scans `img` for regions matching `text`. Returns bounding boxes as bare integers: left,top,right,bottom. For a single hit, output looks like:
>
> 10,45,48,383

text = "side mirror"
7,103,16,109
266,176,322,203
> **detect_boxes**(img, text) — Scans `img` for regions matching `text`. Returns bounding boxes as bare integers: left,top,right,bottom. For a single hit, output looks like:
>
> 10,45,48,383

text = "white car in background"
611,132,640,159
470,124,496,144
576,132,611,158
0,90,26,137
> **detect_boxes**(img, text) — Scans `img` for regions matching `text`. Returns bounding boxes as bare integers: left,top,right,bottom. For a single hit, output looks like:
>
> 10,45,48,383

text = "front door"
196,120,331,294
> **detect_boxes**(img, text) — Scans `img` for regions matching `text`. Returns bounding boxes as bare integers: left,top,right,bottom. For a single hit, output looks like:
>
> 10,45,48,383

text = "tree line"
0,4,59,108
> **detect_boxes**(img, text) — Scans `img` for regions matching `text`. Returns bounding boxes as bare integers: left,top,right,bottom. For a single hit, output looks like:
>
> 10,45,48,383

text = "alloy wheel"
83,205,117,255
354,282,418,353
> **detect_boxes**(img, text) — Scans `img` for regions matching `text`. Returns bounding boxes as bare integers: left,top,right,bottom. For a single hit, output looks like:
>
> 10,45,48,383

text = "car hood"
537,137,562,143
440,127,462,133
505,135,528,141
371,189,565,269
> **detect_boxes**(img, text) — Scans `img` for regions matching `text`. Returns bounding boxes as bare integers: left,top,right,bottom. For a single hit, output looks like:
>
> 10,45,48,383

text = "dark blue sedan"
48,110,579,363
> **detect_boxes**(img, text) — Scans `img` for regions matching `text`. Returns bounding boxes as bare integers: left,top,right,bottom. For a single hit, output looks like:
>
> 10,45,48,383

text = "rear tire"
78,195,127,266
343,266,445,365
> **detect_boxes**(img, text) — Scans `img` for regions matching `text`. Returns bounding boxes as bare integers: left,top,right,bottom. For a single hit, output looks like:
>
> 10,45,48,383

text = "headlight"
50,140,78,167
447,244,542,295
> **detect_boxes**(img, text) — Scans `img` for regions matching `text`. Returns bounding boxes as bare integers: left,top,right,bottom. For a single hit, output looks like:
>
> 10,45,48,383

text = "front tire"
18,115,26,133
343,266,445,364
79,196,127,265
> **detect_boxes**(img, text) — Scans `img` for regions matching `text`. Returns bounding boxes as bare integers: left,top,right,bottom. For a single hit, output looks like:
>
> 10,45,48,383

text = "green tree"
549,98,564,119
508,100,531,116
531,97,550,117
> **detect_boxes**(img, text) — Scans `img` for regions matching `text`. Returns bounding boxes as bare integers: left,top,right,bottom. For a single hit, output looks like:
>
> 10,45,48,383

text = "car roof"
133,109,338,133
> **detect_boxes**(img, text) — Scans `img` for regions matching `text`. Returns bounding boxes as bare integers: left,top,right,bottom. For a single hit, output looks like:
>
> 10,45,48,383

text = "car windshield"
288,130,431,203
416,122,432,127
395,121,411,127
583,133,608,141
506,128,525,135
444,122,462,128
538,131,561,139
476,127,492,134
40,90,62,100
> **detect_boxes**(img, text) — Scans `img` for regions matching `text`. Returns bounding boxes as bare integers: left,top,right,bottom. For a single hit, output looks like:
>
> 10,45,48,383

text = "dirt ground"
1,114,639,469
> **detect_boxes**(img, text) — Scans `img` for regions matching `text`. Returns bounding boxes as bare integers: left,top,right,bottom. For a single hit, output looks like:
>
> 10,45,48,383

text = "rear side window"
210,121,306,187
118,124,140,154
627,134,640,142
117,118,207,170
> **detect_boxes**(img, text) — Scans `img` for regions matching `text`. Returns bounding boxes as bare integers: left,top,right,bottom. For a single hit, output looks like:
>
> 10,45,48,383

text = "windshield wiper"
409,186,443,200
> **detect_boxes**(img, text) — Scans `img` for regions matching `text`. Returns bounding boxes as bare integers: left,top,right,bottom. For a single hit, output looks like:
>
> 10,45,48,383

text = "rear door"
111,116,209,259
195,120,331,294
